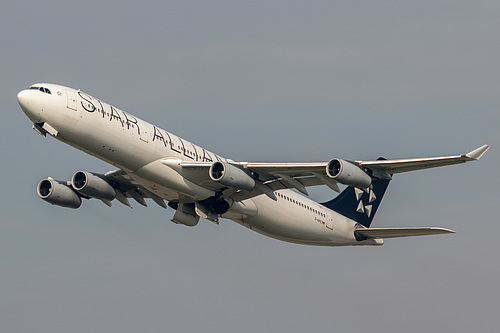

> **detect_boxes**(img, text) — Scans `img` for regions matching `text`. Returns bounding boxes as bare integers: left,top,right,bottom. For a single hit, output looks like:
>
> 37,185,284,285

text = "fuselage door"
139,124,149,142
326,210,334,230
140,129,149,143
66,90,77,111
169,134,184,155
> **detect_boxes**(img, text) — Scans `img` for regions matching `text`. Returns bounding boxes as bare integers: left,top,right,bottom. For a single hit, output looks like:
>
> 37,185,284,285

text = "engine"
209,162,255,191
71,171,116,200
326,158,372,188
37,178,82,209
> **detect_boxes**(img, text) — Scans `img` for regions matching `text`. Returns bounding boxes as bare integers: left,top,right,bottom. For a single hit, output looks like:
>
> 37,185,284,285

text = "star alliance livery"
17,83,490,246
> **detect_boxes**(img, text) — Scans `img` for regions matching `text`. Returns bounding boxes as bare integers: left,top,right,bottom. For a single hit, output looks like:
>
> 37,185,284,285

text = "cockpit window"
29,86,51,94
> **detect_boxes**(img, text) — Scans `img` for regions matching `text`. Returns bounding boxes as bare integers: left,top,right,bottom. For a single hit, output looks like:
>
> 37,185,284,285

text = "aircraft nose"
17,89,42,122
17,89,30,109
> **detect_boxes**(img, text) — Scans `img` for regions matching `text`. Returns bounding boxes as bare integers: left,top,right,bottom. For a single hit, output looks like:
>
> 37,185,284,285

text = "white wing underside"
231,144,490,175
180,145,490,198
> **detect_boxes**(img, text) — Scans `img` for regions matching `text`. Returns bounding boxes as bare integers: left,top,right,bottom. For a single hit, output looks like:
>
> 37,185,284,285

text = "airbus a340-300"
17,83,489,246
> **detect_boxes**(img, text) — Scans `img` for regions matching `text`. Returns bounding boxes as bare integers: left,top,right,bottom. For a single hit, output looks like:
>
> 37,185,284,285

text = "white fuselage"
18,83,382,246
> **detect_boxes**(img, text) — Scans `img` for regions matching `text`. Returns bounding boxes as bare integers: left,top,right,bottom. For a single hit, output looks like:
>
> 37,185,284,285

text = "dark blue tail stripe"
321,179,390,227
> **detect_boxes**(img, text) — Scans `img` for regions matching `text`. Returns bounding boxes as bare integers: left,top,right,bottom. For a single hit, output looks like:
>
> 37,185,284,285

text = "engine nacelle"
326,158,372,188
71,171,116,200
209,162,255,191
37,178,82,209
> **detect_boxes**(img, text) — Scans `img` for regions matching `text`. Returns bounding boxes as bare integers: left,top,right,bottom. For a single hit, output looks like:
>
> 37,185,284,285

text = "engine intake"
326,158,372,188
209,162,255,191
37,178,82,209
71,171,116,200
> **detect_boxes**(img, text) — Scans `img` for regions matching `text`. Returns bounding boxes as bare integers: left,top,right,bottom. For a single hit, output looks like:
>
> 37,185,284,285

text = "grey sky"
1,1,499,332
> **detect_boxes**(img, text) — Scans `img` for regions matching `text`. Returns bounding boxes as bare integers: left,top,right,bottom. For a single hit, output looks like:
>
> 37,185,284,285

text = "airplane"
17,83,490,247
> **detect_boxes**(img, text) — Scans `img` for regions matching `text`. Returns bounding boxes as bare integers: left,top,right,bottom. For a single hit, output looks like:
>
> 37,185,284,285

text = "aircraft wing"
355,227,455,239
103,169,168,208
179,160,336,197
240,144,489,176
357,144,490,174
178,145,489,200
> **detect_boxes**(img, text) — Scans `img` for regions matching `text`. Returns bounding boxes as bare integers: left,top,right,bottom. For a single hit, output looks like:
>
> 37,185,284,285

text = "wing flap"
241,162,327,177
104,169,165,208
355,227,455,239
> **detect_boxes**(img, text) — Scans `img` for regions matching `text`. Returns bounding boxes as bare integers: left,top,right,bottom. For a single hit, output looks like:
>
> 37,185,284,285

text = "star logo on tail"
354,187,377,218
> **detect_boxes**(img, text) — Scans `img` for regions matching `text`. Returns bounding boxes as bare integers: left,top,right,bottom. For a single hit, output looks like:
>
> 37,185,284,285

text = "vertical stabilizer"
321,178,390,227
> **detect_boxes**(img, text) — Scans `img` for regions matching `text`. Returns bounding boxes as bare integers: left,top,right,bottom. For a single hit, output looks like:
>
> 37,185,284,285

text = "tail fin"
321,178,390,227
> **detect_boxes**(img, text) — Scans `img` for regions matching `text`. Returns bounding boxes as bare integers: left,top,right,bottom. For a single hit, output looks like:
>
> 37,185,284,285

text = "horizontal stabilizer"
355,227,455,239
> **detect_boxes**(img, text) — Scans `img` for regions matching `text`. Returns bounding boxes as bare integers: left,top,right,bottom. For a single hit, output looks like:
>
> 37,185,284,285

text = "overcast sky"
1,1,499,332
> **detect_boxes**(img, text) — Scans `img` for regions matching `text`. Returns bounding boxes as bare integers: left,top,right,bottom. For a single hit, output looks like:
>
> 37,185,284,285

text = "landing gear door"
66,90,77,111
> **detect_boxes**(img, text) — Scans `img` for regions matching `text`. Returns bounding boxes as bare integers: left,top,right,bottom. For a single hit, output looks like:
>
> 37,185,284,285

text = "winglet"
465,145,490,160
